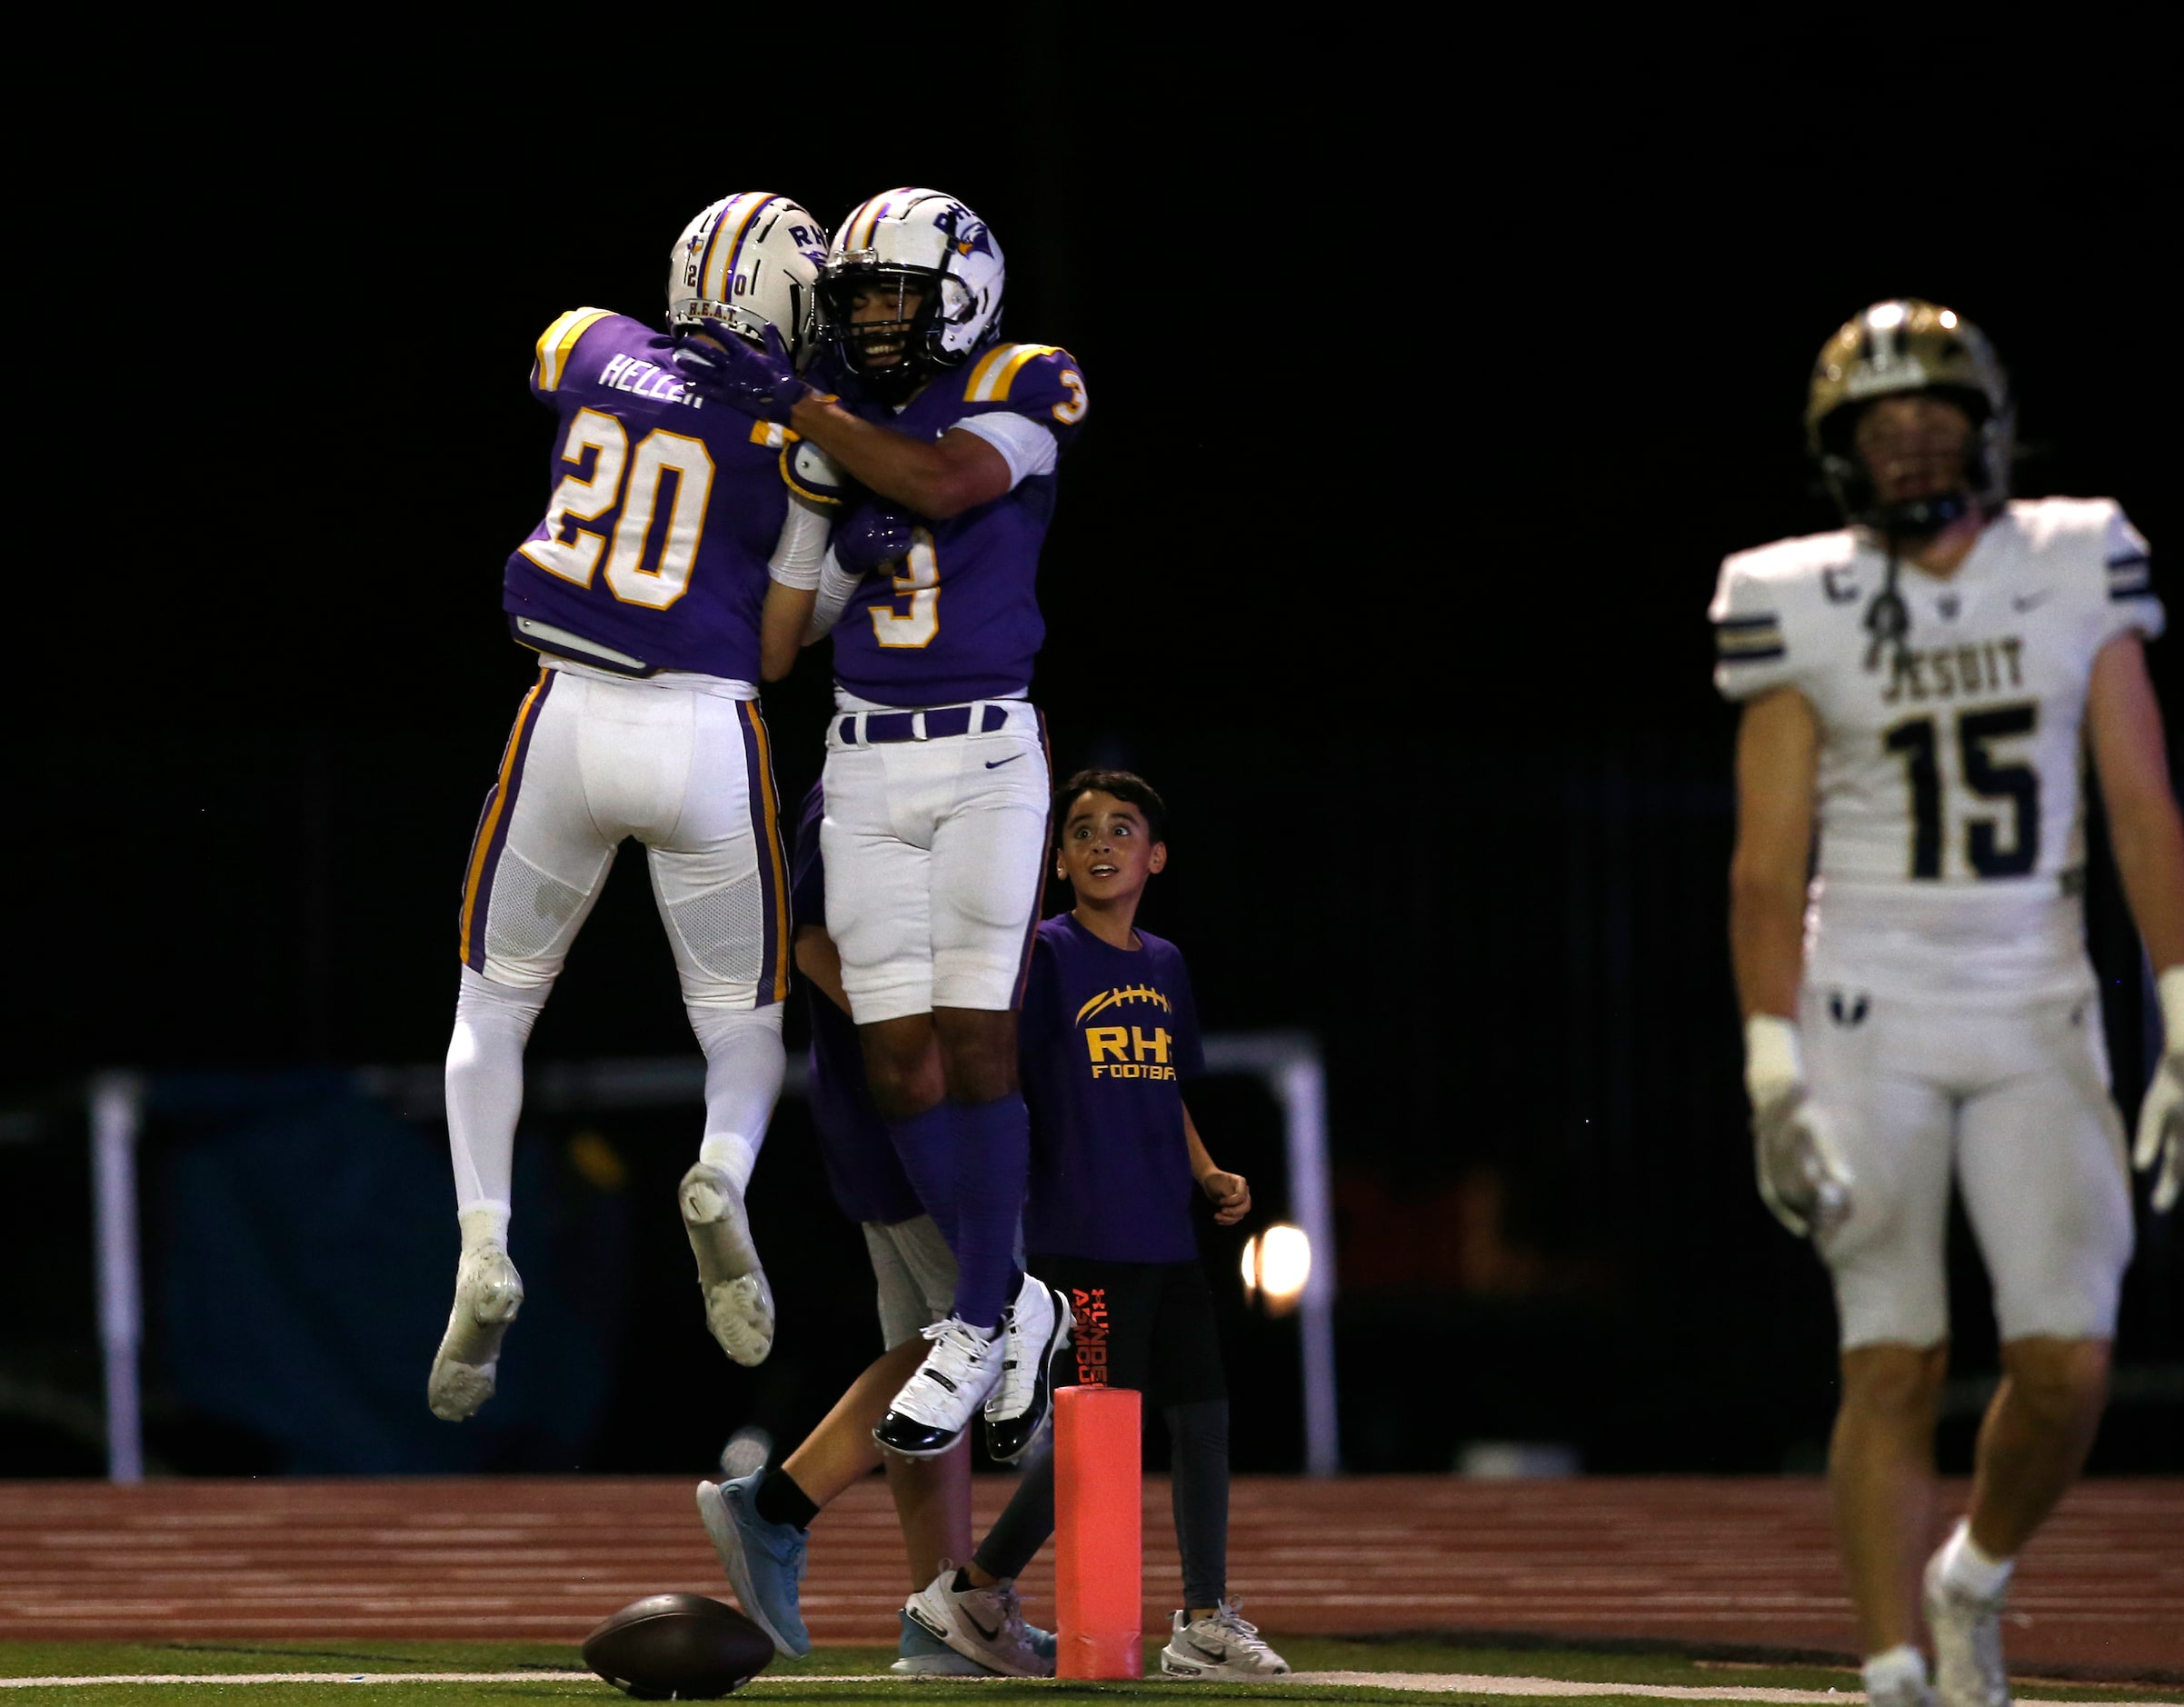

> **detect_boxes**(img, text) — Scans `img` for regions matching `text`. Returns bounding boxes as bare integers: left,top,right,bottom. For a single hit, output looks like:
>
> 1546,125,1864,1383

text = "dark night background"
4,20,2177,1479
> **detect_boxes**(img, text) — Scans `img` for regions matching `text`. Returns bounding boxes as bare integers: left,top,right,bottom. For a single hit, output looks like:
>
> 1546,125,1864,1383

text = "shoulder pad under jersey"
531,307,615,393
782,439,850,506
957,344,1088,432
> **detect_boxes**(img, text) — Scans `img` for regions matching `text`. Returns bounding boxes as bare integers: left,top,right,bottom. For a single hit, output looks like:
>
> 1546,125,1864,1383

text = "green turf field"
3,1640,2179,1707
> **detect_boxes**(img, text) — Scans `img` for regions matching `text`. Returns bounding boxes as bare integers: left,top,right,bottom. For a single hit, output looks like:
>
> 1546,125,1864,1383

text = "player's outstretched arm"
670,324,1012,518
2087,633,2184,1211
786,399,1012,520
1183,1103,1251,1226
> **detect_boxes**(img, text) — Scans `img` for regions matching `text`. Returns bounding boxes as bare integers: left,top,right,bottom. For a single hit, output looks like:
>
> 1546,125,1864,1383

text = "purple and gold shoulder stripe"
962,344,1066,404
1715,612,1785,666
534,308,613,393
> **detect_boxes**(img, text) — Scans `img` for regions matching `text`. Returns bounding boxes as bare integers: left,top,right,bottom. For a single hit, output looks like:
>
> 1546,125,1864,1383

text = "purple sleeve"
1164,945,1206,1082
789,784,825,932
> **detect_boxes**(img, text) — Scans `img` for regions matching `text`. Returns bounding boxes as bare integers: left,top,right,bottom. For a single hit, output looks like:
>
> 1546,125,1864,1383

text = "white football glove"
2132,966,2184,1214
1745,1014,1855,1240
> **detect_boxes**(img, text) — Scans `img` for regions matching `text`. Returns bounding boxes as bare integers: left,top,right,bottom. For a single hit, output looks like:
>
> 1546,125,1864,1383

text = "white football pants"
444,664,792,1223
1805,983,2134,1350
820,701,1050,1023
458,666,792,1007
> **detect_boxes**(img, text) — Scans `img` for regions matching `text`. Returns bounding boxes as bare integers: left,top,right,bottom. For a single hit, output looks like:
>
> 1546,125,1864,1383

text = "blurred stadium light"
85,1032,1337,1482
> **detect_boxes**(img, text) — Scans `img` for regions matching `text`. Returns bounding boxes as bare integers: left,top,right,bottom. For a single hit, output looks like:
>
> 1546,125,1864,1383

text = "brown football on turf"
582,1592,773,1699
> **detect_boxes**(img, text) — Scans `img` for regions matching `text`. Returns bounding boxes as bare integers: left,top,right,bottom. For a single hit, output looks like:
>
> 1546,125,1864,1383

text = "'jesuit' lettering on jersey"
504,310,799,682
1710,497,2164,1000
830,344,1088,705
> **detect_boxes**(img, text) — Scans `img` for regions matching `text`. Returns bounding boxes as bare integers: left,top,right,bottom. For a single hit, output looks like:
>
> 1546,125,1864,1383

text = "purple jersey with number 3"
503,310,797,681
829,344,1088,704
1019,913,1205,1263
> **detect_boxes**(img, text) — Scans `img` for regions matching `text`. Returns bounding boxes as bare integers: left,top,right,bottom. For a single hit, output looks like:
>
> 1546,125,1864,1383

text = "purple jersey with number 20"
503,310,799,681
829,344,1089,705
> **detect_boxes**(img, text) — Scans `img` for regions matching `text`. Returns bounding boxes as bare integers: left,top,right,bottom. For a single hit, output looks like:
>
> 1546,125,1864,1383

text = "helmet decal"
667,192,829,361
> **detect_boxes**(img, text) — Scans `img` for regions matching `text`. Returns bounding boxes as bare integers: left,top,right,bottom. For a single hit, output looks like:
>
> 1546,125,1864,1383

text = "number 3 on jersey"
871,528,940,648
1883,703,2040,880
518,407,714,610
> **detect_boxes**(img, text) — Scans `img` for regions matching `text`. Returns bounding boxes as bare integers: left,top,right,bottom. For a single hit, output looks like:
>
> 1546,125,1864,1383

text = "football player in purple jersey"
427,194,848,1424
693,784,1053,1675
901,771,1289,1681
675,189,1090,1466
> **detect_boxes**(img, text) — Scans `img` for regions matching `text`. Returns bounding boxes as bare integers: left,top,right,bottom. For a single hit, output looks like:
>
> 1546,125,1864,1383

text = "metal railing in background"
85,1033,1336,1483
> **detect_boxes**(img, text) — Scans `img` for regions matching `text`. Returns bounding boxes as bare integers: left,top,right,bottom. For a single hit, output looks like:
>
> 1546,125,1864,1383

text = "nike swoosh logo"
2012,591,2052,613
985,754,1023,770
963,1606,1001,1641
1187,1638,1227,1660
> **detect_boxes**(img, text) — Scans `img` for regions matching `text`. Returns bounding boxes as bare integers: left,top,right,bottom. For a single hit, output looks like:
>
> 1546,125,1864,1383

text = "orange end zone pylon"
1054,1383,1142,1679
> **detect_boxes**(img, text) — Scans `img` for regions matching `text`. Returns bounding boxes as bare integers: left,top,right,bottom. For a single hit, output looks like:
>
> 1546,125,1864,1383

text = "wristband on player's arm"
804,548,861,643
1742,1013,1804,1111
766,494,833,591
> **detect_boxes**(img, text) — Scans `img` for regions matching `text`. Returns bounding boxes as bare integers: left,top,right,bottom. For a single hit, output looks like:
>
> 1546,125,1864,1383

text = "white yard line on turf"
0,1674,2168,1704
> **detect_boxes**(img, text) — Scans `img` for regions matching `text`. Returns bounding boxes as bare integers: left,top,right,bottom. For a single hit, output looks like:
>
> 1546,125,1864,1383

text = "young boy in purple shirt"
901,770,1291,1680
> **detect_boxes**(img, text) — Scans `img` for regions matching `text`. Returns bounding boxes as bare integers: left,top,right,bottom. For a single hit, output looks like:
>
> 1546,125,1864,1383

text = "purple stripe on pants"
461,672,555,973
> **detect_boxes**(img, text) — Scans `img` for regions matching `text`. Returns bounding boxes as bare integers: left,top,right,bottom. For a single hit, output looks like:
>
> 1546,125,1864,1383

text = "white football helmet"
667,193,830,360
819,187,1005,392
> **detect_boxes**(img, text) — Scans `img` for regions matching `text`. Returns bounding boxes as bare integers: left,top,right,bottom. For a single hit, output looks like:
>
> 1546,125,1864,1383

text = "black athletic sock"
753,1466,819,1532
1167,1400,1230,1612
971,1441,1057,1582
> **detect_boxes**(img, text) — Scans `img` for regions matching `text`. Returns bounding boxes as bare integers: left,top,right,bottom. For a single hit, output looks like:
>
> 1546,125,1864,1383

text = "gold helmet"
1806,298,2013,534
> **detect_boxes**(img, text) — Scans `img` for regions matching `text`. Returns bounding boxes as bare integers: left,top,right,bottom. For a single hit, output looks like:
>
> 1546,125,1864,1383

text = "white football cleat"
982,1273,1071,1462
1159,1600,1290,1678
680,1163,773,1365
873,1316,1001,1457
903,1565,1054,1677
1925,1547,2010,1707
427,1243,524,1421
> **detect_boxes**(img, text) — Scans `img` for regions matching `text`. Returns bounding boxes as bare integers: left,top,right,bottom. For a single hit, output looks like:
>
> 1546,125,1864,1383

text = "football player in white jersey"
426,195,843,1423
1714,300,2183,1707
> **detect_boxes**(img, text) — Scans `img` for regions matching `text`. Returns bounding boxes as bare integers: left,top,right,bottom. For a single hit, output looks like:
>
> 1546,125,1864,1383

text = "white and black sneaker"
873,1316,1001,1457
904,1565,1054,1677
983,1273,1071,1462
1159,1600,1290,1678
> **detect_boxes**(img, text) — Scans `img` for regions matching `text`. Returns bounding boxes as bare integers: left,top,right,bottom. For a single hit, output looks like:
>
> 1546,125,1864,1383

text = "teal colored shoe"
694,1474,809,1658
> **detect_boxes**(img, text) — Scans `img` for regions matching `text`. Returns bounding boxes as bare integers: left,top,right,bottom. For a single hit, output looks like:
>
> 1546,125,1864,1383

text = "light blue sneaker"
694,1474,810,1658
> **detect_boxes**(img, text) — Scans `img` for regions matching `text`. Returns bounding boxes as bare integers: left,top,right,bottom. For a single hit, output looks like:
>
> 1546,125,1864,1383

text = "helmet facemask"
1818,386,1998,544
818,259,943,399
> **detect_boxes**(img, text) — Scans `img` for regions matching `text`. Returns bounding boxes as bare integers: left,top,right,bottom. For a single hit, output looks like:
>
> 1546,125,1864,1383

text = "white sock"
687,1002,784,1195
1938,1516,2014,1600
1862,1644,1927,1699
456,1204,511,1253
445,966,550,1223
